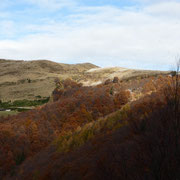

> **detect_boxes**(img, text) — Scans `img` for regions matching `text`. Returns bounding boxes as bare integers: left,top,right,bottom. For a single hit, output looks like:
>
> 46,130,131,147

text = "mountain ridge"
0,59,98,101
0,59,170,101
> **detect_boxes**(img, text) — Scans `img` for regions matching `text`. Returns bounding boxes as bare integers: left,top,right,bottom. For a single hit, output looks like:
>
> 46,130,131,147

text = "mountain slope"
0,59,171,101
0,59,97,101
80,66,170,86
1,73,179,180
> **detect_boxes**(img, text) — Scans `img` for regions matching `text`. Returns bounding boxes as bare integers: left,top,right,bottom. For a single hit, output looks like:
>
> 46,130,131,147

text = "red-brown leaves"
0,79,130,178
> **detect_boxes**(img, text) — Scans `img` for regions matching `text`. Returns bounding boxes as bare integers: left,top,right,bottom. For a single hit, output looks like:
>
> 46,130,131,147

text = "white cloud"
144,1,180,18
0,1,180,70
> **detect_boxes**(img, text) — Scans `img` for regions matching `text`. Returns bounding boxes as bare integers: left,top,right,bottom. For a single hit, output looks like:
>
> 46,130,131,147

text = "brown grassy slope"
0,59,97,101
0,59,171,101
80,67,171,86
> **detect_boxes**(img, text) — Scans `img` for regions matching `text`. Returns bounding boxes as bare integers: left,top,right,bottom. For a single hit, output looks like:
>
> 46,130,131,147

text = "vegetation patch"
54,104,130,153
0,111,19,117
0,97,50,109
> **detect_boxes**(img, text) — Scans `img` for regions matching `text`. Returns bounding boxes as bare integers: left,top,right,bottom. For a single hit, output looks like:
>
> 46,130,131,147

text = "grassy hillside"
0,111,19,117
80,66,171,86
0,59,98,101
0,59,171,102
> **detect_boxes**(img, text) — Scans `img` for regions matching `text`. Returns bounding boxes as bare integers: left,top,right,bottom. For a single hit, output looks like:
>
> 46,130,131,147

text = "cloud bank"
0,0,180,70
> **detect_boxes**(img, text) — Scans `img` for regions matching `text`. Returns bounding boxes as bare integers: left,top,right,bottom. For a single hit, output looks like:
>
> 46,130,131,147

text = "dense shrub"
10,75,180,180
0,79,130,178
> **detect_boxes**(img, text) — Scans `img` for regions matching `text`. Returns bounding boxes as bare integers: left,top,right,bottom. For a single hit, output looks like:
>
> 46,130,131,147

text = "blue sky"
0,0,180,70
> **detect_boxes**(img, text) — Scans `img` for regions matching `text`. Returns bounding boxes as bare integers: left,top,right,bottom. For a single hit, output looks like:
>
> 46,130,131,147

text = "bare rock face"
113,77,119,83
104,79,111,85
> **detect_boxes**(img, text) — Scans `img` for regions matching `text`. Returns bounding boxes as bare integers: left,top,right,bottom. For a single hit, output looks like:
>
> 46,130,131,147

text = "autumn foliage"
1,74,180,180
0,79,130,178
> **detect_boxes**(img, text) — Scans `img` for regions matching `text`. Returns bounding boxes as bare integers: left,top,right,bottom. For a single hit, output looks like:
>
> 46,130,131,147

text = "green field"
0,111,19,117
0,97,50,109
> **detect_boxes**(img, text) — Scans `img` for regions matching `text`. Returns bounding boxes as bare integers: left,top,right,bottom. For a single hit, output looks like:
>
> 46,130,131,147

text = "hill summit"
0,59,98,101
0,59,170,101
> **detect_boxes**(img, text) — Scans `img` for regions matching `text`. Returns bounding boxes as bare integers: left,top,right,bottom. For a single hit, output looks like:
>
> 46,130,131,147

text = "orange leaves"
114,90,130,108
0,79,131,178
143,79,156,93
25,119,32,128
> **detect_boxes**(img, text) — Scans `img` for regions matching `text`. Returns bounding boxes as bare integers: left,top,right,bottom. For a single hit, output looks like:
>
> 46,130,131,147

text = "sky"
0,0,180,70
